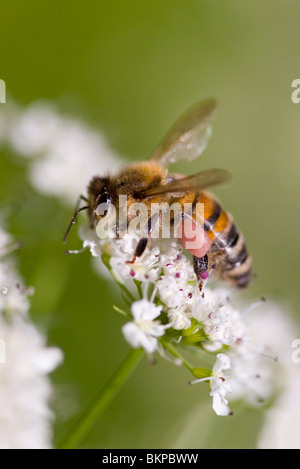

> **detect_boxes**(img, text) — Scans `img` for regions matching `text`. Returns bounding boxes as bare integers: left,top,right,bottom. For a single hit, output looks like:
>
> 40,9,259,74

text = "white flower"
160,244,195,283
192,293,279,416
0,260,30,316
111,234,161,284
79,224,103,258
4,97,298,443
0,226,63,449
4,100,281,425
248,303,300,449
0,229,12,256
78,221,280,419
210,353,231,416
167,308,192,330
191,353,232,416
192,287,247,349
157,243,195,330
0,100,122,205
226,331,274,408
0,315,63,449
122,300,166,353
79,219,281,421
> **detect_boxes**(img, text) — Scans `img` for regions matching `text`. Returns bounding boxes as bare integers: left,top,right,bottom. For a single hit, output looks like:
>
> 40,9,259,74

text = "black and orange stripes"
190,191,252,288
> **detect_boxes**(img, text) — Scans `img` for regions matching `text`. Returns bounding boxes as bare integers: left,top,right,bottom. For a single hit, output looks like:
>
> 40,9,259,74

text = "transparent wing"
149,98,217,167
144,168,231,196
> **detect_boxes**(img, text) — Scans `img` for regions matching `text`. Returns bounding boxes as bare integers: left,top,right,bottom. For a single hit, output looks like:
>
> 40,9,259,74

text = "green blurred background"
0,0,300,448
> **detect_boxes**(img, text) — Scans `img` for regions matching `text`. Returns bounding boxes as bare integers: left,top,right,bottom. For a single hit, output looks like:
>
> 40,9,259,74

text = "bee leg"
63,194,90,244
126,212,159,264
126,237,149,264
193,254,211,291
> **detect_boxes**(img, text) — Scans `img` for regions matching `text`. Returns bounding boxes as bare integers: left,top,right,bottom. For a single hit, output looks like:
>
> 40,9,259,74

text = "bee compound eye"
95,193,113,217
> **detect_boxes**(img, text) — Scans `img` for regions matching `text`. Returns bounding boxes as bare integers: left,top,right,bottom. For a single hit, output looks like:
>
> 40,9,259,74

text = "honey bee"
64,98,252,288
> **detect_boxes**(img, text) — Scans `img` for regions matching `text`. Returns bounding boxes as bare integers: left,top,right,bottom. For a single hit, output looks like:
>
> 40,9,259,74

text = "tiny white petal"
213,353,231,373
122,322,157,354
131,300,162,322
122,300,166,354
211,389,230,416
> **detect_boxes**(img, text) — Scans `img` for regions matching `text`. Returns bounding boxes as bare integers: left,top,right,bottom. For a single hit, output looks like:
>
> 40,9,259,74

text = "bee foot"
126,257,136,265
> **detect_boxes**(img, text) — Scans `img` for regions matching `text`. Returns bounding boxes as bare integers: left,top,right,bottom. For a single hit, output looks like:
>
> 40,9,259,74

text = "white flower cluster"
0,100,122,204
80,225,279,417
3,99,299,445
0,227,63,449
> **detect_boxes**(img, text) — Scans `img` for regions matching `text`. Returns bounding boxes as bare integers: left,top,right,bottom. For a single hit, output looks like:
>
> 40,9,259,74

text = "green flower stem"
177,342,216,368
57,348,144,449
161,340,194,373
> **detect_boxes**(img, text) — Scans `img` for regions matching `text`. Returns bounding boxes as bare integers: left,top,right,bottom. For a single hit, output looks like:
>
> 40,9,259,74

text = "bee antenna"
63,195,90,244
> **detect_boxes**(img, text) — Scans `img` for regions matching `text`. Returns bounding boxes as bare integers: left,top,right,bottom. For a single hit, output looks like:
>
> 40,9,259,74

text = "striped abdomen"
198,191,252,288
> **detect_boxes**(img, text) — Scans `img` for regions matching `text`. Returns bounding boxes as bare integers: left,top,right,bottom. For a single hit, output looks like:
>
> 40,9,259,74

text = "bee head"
87,176,115,224
95,191,113,219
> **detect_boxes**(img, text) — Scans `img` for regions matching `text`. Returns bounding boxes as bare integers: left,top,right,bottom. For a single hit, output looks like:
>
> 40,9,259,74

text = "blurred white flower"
0,260,29,317
250,304,300,449
0,100,122,205
122,300,165,354
0,229,12,255
0,227,63,449
0,315,63,449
